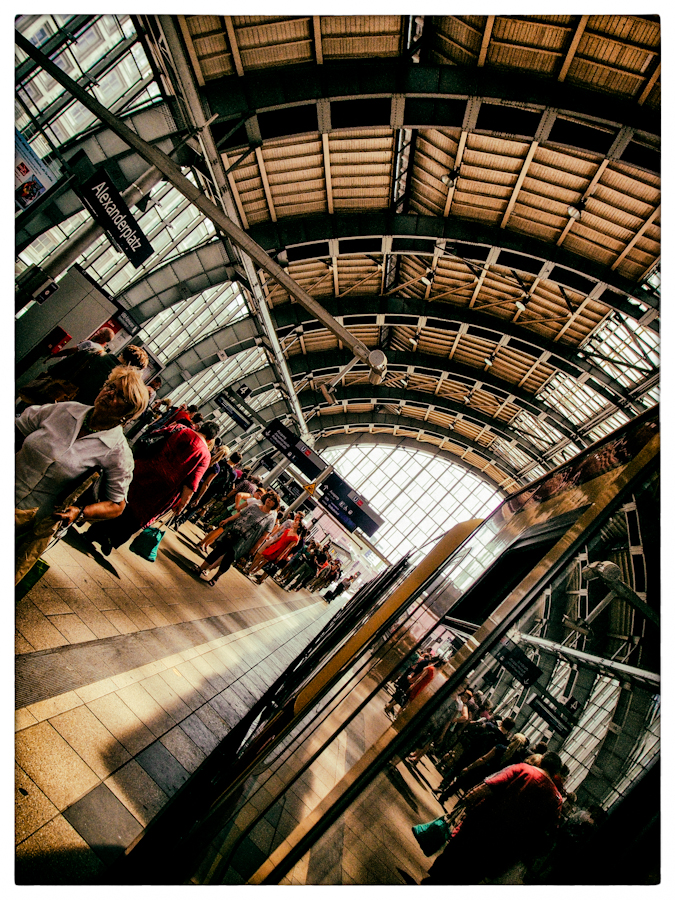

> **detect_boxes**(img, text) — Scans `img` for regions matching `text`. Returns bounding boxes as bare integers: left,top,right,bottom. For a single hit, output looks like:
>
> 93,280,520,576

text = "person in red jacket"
422,752,564,884
88,421,218,555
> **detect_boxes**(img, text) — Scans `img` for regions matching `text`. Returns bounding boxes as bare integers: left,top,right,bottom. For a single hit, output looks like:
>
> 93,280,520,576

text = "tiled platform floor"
191,666,452,886
15,521,333,884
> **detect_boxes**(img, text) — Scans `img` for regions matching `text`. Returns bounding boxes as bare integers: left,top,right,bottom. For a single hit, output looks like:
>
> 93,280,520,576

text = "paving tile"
175,659,217,698
190,655,229,691
25,690,82,723
142,672,192,721
195,704,230,741
75,676,118,704
63,782,143,866
180,712,220,755
50,705,131,779
27,583,72,616
15,708,38,732
86,693,155,755
15,764,59,844
136,741,190,797
115,681,177,736
102,608,138,634
15,814,105,885
159,726,207,773
82,582,121,611
160,667,207,710
105,591,156,630
47,613,97,644
15,631,35,654
42,567,79,590
15,600,67,651
56,588,122,637
105,758,169,827
15,721,99,811
143,606,171,627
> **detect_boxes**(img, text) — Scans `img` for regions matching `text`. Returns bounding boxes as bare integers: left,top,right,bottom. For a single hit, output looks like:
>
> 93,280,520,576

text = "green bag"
129,526,165,562
411,815,451,856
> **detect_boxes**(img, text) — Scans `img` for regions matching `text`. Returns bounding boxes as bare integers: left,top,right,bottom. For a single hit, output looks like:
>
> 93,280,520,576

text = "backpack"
133,423,186,459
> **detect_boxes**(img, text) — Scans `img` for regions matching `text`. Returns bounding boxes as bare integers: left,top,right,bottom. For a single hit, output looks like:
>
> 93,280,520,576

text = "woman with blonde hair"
16,366,148,581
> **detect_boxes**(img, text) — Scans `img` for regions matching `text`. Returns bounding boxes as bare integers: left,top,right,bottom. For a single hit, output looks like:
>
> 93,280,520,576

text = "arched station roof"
16,13,660,491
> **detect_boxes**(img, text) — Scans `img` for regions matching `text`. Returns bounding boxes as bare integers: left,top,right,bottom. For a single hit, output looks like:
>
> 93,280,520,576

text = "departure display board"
214,395,253,430
262,418,326,480
318,472,384,536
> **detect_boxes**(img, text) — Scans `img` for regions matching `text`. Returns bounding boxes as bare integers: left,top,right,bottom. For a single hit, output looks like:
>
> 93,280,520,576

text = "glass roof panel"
322,444,503,563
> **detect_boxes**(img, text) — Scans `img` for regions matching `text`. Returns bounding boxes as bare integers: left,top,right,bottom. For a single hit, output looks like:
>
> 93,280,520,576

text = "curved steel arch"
172,344,586,452
248,212,655,311
118,241,241,324
273,295,645,408
297,384,546,465
312,431,511,490
306,410,521,480
287,348,588,447
158,316,261,392
203,59,659,162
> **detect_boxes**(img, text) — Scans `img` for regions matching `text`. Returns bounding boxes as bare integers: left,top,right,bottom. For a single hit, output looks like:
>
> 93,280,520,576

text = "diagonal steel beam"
15,29,386,389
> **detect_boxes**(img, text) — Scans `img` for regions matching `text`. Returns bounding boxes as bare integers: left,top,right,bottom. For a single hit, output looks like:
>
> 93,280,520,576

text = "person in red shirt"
89,421,218,555
248,515,306,583
423,752,564,884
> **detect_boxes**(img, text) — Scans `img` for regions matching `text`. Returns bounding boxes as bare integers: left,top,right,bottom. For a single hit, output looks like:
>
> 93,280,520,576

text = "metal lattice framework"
16,13,660,490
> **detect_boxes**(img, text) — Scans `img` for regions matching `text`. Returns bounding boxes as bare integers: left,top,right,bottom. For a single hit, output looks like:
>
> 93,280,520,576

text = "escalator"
108,406,659,885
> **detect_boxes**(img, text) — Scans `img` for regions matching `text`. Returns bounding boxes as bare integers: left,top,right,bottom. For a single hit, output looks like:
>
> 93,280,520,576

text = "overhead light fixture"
515,300,527,312
484,357,493,367
441,168,460,187
420,269,434,287
567,199,586,220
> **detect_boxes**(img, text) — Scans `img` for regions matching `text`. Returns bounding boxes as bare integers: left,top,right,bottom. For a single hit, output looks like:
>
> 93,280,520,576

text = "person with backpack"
88,420,218,555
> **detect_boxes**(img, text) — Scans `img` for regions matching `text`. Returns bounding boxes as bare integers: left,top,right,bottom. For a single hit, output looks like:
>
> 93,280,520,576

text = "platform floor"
15,521,332,885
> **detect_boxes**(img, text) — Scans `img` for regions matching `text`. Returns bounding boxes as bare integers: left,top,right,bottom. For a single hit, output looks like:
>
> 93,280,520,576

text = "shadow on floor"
63,528,121,579
383,764,421,814
160,547,212,583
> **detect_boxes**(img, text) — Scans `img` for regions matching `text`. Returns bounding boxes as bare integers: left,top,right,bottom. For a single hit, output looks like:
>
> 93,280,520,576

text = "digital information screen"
262,418,326,480
317,472,384,537
215,395,253,430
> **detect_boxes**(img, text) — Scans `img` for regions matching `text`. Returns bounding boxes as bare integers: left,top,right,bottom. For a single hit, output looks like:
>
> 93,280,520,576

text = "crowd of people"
384,651,605,885
15,338,359,601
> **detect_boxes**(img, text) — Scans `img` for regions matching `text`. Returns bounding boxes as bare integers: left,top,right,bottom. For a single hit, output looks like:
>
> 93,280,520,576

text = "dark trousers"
204,534,238,580
88,507,142,549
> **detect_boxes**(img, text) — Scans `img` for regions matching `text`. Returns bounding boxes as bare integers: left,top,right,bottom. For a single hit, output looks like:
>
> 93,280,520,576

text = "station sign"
317,472,384,537
262,418,326,480
490,637,543,687
76,167,153,268
528,692,576,738
215,395,253,430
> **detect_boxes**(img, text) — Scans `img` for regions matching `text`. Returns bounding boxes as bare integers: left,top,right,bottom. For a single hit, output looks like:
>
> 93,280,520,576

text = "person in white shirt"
50,326,115,358
16,365,148,528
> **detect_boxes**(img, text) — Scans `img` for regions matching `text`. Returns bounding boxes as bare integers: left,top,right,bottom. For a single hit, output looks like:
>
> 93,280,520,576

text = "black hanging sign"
317,472,384,537
490,637,543,687
215,395,253,430
528,693,575,737
76,168,154,268
262,418,326,480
